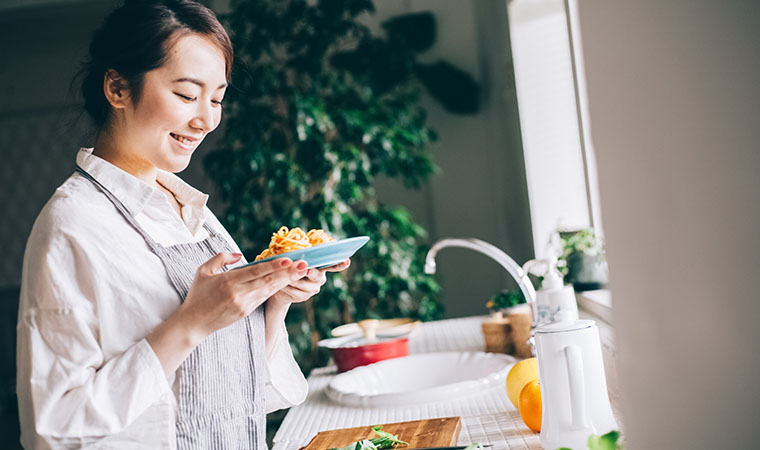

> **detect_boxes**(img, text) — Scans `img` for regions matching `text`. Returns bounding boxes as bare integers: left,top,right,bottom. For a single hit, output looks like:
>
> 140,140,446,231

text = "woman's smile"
169,132,202,152
91,32,226,180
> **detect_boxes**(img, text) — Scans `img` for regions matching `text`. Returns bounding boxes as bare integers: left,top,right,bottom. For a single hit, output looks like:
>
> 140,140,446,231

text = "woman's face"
120,33,227,174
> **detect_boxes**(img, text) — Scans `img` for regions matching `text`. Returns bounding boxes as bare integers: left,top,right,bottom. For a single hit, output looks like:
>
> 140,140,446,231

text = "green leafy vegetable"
462,443,484,450
369,426,408,449
555,430,623,450
587,430,621,450
327,426,408,450
356,440,378,450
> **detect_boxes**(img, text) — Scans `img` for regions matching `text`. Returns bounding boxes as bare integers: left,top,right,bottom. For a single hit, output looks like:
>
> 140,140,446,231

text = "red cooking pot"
325,336,409,373
318,319,419,372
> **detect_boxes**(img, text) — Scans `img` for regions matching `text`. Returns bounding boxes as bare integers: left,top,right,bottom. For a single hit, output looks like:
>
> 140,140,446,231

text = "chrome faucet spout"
424,238,537,325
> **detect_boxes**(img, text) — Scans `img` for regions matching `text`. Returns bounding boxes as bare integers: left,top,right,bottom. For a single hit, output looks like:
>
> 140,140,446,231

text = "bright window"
507,0,603,258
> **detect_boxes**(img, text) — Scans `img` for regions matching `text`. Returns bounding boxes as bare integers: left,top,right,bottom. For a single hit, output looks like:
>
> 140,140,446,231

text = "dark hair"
78,0,233,130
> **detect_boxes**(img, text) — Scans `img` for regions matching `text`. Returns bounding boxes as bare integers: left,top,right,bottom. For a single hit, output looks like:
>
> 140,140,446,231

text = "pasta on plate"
255,226,335,261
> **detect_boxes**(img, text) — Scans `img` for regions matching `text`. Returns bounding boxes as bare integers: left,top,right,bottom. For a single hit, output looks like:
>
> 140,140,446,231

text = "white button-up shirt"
17,148,308,449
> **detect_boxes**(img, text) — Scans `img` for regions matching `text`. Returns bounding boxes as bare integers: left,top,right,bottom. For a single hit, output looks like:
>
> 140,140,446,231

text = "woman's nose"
190,101,218,133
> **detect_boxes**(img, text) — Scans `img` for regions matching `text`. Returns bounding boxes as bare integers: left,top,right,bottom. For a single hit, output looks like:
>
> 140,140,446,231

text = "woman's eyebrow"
173,77,227,90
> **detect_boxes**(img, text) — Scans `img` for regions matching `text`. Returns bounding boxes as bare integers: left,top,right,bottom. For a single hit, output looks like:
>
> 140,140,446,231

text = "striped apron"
76,166,266,449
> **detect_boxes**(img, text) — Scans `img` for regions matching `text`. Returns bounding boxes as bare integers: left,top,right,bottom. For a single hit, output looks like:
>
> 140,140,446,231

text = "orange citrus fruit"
506,357,539,408
519,379,542,432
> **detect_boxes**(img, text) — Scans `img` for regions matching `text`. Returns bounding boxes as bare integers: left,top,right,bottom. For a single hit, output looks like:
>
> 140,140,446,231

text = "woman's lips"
170,132,200,151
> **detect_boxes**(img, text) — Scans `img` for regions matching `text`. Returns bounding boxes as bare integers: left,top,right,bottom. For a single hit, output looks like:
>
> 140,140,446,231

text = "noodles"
307,229,334,246
254,226,335,261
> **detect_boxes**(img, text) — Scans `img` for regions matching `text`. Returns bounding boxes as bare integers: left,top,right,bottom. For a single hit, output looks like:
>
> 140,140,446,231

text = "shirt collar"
155,170,210,235
76,148,209,231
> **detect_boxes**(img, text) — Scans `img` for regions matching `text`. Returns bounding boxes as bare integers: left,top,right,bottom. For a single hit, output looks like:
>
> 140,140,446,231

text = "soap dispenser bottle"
523,255,578,325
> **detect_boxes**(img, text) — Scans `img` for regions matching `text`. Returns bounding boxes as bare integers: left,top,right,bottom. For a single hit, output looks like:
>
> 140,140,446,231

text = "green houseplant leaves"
204,0,478,374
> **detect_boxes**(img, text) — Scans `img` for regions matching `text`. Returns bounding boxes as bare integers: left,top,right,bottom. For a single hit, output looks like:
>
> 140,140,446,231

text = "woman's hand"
263,259,350,358
180,252,308,340
268,259,351,308
148,252,309,377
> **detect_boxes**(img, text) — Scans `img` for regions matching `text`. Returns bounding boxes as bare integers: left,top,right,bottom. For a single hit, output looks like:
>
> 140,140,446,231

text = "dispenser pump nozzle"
542,254,564,290
522,254,565,291
523,253,578,325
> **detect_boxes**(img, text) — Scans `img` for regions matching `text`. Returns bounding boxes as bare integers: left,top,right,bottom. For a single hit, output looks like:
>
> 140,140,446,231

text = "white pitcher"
535,315,617,450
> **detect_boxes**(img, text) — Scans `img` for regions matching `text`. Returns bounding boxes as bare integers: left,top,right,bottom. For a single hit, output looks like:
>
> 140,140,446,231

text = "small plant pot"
567,251,608,291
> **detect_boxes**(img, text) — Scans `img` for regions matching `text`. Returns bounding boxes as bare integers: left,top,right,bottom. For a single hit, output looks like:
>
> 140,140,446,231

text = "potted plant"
485,288,527,317
558,228,608,291
204,0,479,374
482,288,531,356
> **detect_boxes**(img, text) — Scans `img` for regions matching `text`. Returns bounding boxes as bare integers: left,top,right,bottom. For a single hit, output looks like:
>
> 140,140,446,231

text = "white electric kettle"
535,314,617,450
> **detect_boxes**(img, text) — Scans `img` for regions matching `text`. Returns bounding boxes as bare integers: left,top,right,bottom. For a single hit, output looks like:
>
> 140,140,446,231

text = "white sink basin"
325,351,516,407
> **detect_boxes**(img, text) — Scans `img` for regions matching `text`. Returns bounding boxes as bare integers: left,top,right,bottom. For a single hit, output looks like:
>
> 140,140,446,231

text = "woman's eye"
175,93,196,102
212,99,224,106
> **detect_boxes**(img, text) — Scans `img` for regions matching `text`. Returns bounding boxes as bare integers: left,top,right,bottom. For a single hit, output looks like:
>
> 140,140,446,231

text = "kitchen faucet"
424,238,538,326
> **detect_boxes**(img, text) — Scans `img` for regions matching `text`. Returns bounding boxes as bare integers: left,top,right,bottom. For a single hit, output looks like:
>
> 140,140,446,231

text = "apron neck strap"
74,165,160,249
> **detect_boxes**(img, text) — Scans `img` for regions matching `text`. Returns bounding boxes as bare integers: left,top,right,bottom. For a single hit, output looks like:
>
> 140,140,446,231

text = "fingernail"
232,253,242,258
296,261,308,270
280,259,291,267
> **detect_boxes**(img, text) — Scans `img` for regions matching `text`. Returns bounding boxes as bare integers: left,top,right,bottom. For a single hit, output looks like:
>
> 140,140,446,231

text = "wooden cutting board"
301,417,462,450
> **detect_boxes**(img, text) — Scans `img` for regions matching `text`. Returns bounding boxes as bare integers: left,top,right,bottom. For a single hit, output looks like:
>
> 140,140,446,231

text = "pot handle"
358,319,379,341
564,344,589,429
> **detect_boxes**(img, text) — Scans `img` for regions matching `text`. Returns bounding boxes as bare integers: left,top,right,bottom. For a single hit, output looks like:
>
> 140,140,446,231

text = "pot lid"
330,318,420,338
317,333,409,349
320,318,420,349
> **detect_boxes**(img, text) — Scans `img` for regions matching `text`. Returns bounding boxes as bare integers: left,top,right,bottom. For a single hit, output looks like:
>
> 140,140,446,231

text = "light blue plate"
241,236,370,269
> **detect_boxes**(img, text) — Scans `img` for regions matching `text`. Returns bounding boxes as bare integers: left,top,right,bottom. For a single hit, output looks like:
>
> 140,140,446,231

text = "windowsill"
577,288,614,347
576,288,612,323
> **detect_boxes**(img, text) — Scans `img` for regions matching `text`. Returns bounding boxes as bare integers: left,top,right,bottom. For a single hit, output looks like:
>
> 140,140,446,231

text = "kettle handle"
564,345,589,429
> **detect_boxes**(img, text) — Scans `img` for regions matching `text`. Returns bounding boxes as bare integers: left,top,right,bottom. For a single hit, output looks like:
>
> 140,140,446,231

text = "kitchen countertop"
271,316,542,450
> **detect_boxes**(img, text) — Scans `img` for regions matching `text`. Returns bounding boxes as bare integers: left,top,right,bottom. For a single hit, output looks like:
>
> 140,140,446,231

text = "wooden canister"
508,308,534,358
481,313,514,354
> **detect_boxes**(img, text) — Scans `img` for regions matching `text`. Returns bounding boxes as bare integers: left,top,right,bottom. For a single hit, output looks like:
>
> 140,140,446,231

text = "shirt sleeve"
262,319,309,413
16,224,172,446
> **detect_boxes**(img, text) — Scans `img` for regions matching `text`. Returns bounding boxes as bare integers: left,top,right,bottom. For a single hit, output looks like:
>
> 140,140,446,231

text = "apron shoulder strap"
74,165,160,250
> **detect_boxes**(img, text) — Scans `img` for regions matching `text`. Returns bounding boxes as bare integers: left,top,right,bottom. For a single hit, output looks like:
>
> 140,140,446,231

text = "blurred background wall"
577,0,760,448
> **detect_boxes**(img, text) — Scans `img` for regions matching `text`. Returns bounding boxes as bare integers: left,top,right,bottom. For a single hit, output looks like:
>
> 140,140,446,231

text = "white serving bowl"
325,351,516,407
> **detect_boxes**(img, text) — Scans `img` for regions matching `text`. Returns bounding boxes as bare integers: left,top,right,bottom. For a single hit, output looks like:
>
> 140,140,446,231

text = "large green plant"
205,0,476,373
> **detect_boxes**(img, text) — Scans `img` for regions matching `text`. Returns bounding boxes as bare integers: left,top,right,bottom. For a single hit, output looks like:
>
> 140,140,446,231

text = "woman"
16,1,347,448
